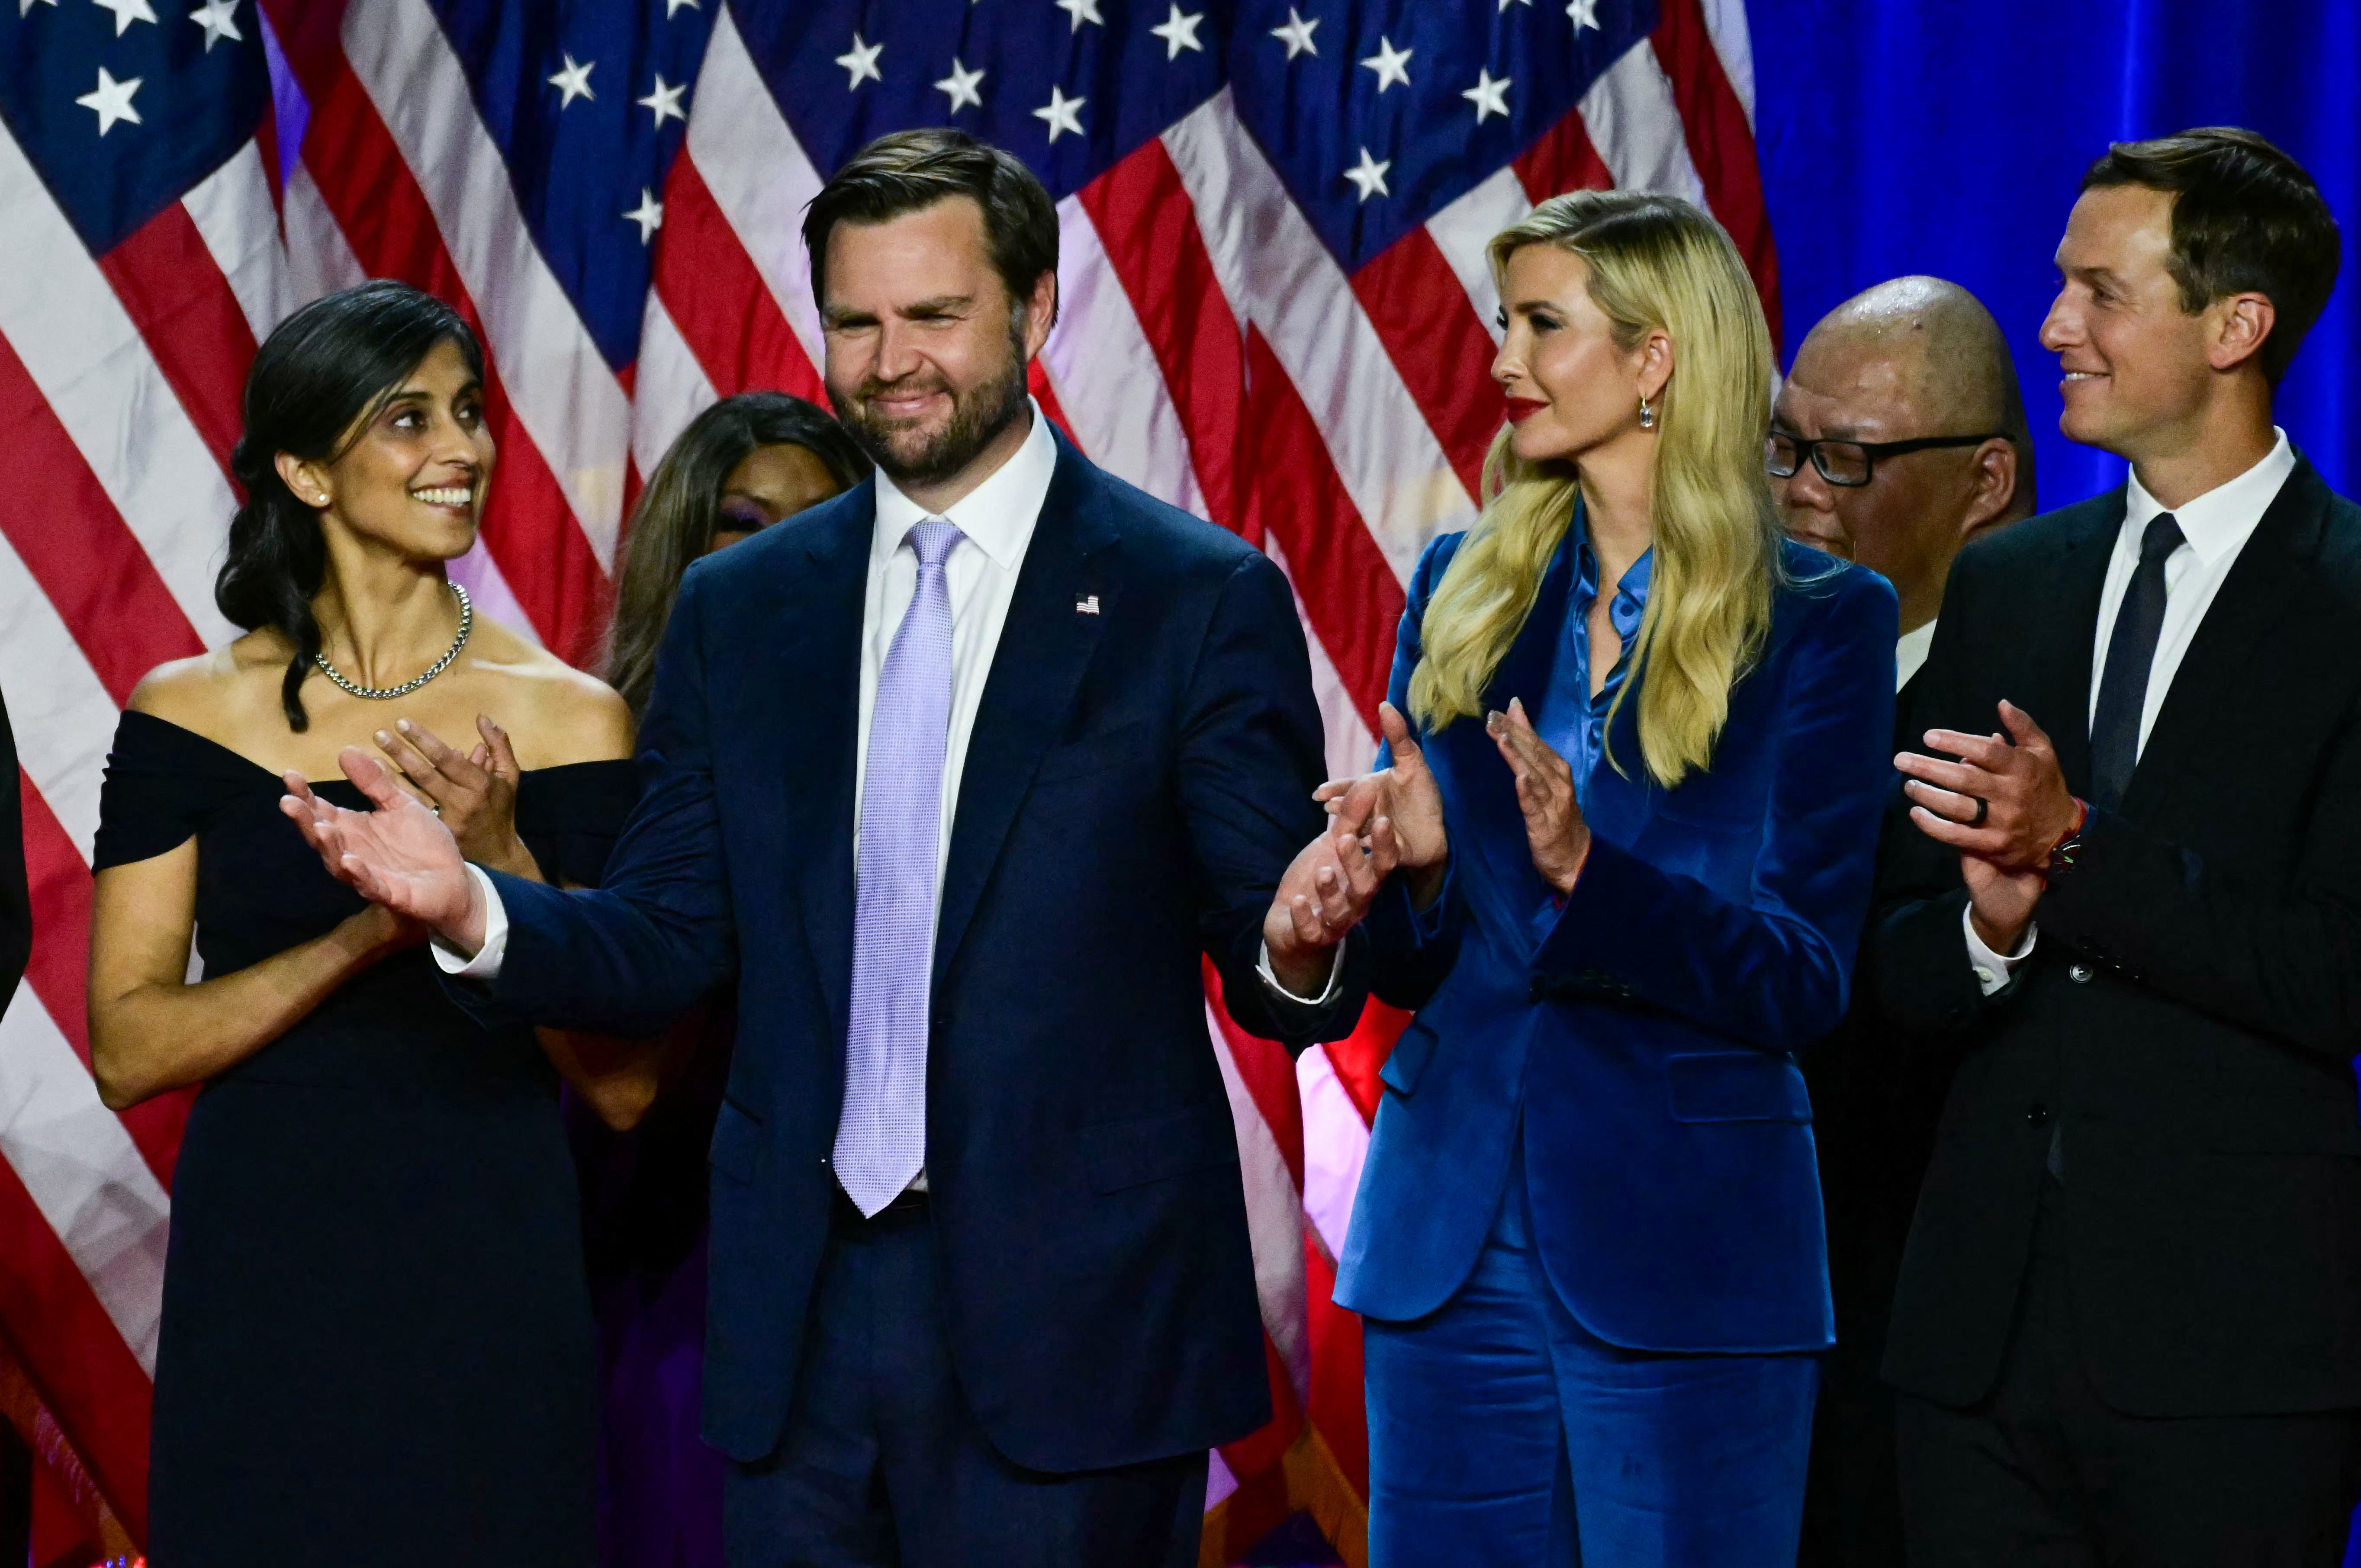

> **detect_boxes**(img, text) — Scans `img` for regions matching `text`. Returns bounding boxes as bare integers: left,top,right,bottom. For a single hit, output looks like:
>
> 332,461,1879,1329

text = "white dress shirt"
1965,428,2296,993
1895,620,1937,693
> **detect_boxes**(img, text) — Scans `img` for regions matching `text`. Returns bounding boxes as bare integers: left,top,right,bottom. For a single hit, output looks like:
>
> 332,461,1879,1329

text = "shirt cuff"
430,864,509,980
1962,903,2035,997
1258,937,1347,1008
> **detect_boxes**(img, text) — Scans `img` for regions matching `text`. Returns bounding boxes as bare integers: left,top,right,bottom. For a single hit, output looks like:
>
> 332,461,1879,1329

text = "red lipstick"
1505,396,1547,425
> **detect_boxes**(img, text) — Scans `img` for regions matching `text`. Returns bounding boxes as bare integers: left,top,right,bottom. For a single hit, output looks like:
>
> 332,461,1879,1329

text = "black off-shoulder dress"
94,710,639,1568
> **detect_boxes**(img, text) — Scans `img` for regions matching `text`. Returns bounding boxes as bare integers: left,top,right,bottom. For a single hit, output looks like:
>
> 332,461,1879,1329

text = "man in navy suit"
286,130,1379,1566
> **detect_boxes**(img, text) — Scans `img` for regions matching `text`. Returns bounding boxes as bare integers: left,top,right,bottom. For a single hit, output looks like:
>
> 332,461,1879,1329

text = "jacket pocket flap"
1666,1051,1811,1124
1080,1100,1238,1193
1380,1021,1438,1096
711,1097,765,1182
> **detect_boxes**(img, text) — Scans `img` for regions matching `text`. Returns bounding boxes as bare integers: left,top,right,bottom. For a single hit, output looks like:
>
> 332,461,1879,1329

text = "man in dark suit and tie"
1769,276,2035,1565
284,130,1381,1566
1872,127,2361,1564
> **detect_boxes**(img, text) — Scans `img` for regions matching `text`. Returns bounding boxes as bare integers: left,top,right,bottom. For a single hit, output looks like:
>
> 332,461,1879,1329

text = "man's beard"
829,316,1032,490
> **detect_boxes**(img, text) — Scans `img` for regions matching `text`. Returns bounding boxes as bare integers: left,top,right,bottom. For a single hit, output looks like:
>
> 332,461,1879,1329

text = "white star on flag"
1034,85,1085,142
1343,146,1390,202
637,74,686,126
623,189,664,244
187,0,240,51
1054,0,1103,30
1149,4,1204,59
92,0,156,34
664,0,697,13
1499,0,1531,9
18,0,58,16
547,54,595,108
1567,0,1600,30
75,66,142,135
1269,8,1318,59
835,33,883,89
1463,67,1511,122
934,58,985,113
1360,36,1412,93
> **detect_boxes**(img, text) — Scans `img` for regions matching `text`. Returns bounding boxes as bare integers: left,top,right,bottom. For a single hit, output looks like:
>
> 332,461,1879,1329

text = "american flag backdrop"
0,0,1771,1559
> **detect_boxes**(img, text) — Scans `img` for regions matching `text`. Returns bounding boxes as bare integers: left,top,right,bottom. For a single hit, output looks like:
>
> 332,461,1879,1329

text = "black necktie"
2088,512,2185,812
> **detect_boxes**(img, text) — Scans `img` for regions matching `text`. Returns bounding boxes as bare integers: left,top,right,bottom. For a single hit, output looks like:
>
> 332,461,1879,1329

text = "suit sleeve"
1529,571,1899,1053
450,568,737,1035
1866,553,2017,1036
1357,535,1468,1013
2033,705,2361,1061
1178,549,1371,1051
0,692,28,1023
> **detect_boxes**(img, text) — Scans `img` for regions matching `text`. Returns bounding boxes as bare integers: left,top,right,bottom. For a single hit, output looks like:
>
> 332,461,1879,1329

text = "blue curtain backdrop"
1752,0,2360,507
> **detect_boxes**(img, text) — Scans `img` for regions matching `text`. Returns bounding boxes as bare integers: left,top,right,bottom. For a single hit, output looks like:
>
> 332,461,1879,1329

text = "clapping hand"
1894,700,2079,953
281,748,487,953
372,716,540,881
1315,703,1449,907
1262,816,1402,998
1486,697,1589,894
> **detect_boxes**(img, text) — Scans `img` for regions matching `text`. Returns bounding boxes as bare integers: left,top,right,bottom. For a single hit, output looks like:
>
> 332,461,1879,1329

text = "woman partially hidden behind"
1311,192,1896,1565
87,281,644,1566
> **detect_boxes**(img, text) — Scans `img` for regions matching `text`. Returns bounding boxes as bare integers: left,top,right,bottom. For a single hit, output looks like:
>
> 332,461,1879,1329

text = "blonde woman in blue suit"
1315,190,1897,1566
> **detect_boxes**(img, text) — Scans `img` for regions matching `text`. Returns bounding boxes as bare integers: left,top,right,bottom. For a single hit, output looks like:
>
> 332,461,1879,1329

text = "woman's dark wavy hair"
606,394,869,717
215,280,484,731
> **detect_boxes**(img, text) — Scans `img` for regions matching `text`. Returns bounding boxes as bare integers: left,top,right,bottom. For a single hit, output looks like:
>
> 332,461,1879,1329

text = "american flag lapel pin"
1075,594,1100,616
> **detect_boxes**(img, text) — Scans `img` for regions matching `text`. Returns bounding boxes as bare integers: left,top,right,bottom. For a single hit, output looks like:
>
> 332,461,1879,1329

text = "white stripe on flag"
0,122,239,643
0,533,122,858
0,981,171,1376
1207,1005,1310,1403
282,159,369,307
1296,1044,1371,1266
1579,42,1712,204
181,140,296,347
688,10,828,374
1164,93,1476,585
1425,165,1534,348
1042,198,1209,520
343,0,632,567
1697,0,1759,128
630,292,720,488
1261,534,1377,784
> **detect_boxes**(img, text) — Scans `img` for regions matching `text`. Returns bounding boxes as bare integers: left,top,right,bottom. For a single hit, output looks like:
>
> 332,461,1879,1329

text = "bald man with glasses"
1774,276,2036,1567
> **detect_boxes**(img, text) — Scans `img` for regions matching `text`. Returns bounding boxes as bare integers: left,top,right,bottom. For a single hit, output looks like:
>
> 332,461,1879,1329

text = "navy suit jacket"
1335,532,1896,1353
460,433,1367,1470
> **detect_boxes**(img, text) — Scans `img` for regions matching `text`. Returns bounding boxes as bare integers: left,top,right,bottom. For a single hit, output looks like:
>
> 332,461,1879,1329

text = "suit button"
2068,963,2093,983
2027,1104,2051,1128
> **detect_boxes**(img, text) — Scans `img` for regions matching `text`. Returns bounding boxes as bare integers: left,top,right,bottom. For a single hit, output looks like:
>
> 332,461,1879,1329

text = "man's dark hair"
803,129,1059,325
2081,126,2342,384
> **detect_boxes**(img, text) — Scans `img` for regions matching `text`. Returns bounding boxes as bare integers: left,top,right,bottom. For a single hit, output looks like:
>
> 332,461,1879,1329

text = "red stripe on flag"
1514,106,1615,202
653,154,825,405
0,1166,154,1546
1351,229,1503,504
0,335,205,704
293,62,610,664
1076,141,1246,532
1241,330,1406,726
19,778,192,1190
1025,362,1077,446
1322,999,1410,1131
1201,959,1304,1186
1650,0,1782,347
93,200,259,485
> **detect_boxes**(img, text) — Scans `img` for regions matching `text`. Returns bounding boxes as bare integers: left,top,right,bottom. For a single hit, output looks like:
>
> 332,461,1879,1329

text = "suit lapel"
2029,496,2122,796
931,438,1119,985
2118,461,2330,821
778,490,874,1047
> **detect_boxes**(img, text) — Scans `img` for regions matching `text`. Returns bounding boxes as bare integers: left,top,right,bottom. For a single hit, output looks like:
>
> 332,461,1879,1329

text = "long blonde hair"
1406,190,1783,789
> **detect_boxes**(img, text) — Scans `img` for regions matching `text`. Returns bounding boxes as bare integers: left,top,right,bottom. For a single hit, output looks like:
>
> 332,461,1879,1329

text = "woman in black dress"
87,281,646,1566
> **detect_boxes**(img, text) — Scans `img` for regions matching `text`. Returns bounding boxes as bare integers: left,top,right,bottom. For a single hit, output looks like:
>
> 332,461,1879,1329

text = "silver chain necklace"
314,582,474,701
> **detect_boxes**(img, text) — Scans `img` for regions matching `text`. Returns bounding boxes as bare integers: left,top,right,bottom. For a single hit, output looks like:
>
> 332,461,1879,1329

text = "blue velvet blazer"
1334,530,1897,1353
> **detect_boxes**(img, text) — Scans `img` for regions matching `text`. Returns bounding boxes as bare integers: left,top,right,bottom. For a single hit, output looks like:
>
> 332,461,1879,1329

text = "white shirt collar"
1895,619,1937,691
2123,427,2296,569
870,398,1059,572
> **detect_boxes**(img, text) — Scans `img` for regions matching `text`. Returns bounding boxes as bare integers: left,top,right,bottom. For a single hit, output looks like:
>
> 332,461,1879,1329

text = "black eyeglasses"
1765,431,2007,488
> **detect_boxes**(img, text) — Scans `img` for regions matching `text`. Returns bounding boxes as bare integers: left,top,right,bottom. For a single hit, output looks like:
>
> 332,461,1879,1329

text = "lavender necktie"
836,518,962,1215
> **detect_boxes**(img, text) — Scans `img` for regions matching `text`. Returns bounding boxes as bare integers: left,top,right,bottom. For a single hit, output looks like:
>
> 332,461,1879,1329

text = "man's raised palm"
282,749,479,942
